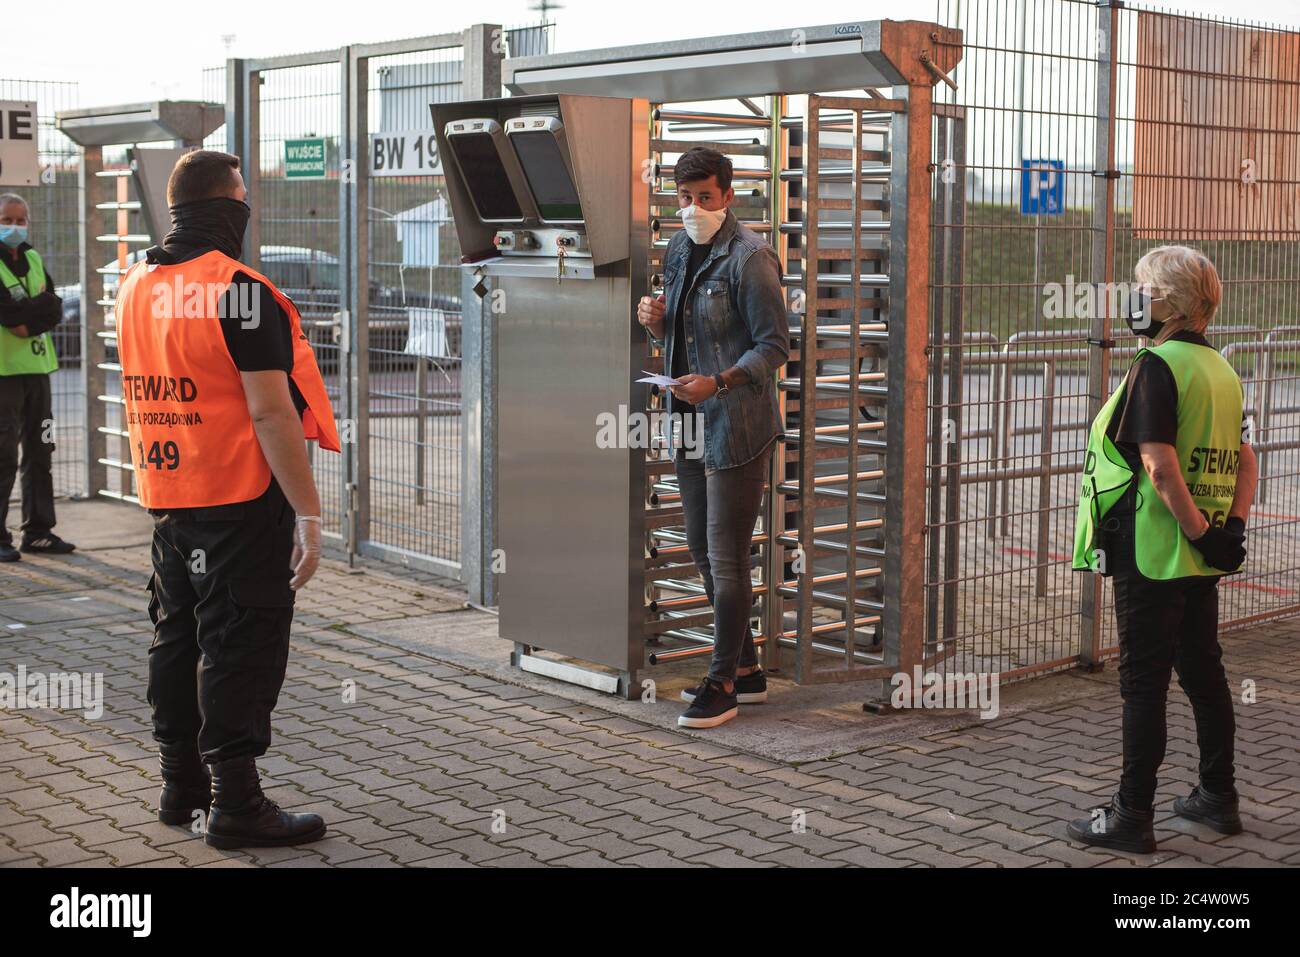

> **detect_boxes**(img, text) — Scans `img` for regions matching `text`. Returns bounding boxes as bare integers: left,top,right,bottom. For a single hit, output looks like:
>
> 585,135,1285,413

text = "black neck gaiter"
162,197,251,260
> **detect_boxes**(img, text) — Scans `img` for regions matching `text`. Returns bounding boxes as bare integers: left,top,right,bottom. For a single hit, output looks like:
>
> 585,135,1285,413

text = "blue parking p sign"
1020,159,1064,215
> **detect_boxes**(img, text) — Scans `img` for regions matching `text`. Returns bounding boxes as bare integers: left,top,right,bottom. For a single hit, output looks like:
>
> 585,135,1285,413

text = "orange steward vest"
116,250,340,509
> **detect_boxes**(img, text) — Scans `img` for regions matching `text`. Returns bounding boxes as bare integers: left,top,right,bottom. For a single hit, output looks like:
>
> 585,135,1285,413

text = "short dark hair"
167,150,241,207
675,147,732,192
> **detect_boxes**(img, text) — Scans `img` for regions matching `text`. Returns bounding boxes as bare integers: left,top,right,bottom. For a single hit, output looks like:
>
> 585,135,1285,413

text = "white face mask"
678,203,727,244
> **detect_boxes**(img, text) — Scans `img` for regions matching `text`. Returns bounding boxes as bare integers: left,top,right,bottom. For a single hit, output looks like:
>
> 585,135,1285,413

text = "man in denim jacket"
637,147,789,728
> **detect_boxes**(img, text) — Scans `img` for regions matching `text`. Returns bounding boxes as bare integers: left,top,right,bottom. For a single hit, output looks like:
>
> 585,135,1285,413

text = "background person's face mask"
1125,289,1168,338
678,203,727,244
0,225,28,249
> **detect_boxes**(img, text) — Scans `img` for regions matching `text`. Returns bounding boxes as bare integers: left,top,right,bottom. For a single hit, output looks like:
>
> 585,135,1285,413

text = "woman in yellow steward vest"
0,192,73,562
1068,246,1257,854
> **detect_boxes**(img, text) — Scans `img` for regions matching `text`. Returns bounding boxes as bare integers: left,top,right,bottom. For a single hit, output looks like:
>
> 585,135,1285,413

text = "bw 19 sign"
370,130,442,177
0,101,39,187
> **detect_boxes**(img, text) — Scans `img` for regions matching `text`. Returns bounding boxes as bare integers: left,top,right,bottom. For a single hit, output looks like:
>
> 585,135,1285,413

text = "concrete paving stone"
404,798,483,828
620,849,703,868
527,797,623,826
434,834,528,864
961,821,1054,853
571,830,668,862
684,847,778,868
547,849,624,868
1214,851,1290,868
497,832,591,862
637,830,728,860
6,516,1300,871
649,812,734,842
84,836,173,866
825,843,914,867
605,796,691,825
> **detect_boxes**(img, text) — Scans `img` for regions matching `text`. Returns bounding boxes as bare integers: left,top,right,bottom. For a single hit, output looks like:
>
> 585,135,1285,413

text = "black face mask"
163,197,251,260
1124,290,1167,339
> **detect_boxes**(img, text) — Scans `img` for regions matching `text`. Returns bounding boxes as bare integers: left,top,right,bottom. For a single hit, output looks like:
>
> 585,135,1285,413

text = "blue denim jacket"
652,209,790,472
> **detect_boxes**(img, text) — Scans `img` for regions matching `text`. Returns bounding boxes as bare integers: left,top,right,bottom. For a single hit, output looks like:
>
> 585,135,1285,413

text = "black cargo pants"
146,479,297,765
1104,517,1237,813
0,373,57,546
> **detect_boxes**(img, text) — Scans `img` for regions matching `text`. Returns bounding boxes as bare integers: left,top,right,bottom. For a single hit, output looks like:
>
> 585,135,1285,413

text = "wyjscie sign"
370,130,442,177
0,101,39,187
1020,159,1064,215
284,138,327,179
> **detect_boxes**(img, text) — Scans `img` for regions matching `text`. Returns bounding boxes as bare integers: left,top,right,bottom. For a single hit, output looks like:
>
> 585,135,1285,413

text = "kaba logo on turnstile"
833,24,862,35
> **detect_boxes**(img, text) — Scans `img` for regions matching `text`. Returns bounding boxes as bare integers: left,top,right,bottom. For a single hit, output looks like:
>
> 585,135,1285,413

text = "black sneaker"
682,669,768,705
20,534,76,555
1173,786,1243,835
677,678,738,729
1066,795,1156,854
0,544,19,562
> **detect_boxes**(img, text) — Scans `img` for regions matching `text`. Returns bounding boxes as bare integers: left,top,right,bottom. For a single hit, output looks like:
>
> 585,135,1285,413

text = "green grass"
954,203,1300,342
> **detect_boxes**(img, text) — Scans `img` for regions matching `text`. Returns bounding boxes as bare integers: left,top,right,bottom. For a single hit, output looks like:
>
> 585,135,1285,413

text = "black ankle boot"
1067,795,1156,853
158,742,211,826
1174,785,1243,835
205,756,326,849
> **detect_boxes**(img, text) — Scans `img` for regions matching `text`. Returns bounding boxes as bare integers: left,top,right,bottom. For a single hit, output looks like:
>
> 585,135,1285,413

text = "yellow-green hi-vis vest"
0,249,58,376
1073,339,1243,580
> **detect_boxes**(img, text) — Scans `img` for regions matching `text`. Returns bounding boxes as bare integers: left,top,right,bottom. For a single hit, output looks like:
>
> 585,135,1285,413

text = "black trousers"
146,480,297,765
0,373,56,546
1112,562,1237,812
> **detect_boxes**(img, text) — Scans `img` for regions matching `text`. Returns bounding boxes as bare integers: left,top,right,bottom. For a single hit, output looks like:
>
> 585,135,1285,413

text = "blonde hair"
1133,245,1222,343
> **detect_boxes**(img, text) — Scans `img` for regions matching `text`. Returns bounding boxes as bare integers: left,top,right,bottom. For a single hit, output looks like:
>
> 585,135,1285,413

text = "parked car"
53,245,461,368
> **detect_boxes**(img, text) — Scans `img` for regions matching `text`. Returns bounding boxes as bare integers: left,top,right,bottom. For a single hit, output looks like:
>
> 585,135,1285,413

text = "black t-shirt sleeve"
1112,353,1179,448
219,272,308,415
219,272,293,372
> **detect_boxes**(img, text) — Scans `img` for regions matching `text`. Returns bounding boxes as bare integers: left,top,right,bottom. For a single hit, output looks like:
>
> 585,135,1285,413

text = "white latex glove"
290,515,323,591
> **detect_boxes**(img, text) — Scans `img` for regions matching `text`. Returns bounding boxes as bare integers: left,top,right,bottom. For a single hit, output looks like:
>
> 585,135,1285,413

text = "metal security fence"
357,43,469,571
929,0,1300,682
223,24,551,575
0,79,82,500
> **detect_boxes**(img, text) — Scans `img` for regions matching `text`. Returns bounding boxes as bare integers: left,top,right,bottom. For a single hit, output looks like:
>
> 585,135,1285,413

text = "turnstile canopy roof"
504,20,962,100
56,101,224,148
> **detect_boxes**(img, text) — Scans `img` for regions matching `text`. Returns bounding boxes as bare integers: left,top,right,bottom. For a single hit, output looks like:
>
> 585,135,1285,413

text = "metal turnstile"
446,21,962,697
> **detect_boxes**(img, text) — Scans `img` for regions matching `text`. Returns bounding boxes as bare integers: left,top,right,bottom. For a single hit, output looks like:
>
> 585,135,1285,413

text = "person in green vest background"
1067,245,1257,854
0,191,74,562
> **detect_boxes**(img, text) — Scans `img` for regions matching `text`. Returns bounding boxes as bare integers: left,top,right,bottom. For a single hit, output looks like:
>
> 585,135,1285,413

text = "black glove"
1190,521,1246,571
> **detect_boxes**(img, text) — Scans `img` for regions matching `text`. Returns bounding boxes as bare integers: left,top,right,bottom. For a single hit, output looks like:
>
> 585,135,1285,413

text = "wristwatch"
713,373,730,398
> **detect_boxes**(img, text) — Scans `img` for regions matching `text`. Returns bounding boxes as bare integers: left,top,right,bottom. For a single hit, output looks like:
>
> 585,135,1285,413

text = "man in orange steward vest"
116,150,340,850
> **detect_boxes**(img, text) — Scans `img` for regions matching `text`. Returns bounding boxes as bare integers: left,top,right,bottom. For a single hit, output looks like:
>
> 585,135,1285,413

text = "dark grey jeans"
675,440,773,683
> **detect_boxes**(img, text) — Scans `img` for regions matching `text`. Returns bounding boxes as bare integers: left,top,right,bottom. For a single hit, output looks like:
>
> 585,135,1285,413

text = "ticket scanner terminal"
434,94,650,695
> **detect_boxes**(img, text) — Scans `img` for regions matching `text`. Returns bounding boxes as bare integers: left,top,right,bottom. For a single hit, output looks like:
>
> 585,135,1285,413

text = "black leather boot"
157,742,211,826
205,756,326,849
1174,785,1243,835
1066,794,1156,853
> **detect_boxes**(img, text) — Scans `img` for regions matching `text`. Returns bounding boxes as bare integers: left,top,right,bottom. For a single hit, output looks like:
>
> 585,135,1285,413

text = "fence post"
884,80,934,684
345,46,370,566
224,59,250,254
78,146,106,500
1080,0,1119,670
459,23,504,604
